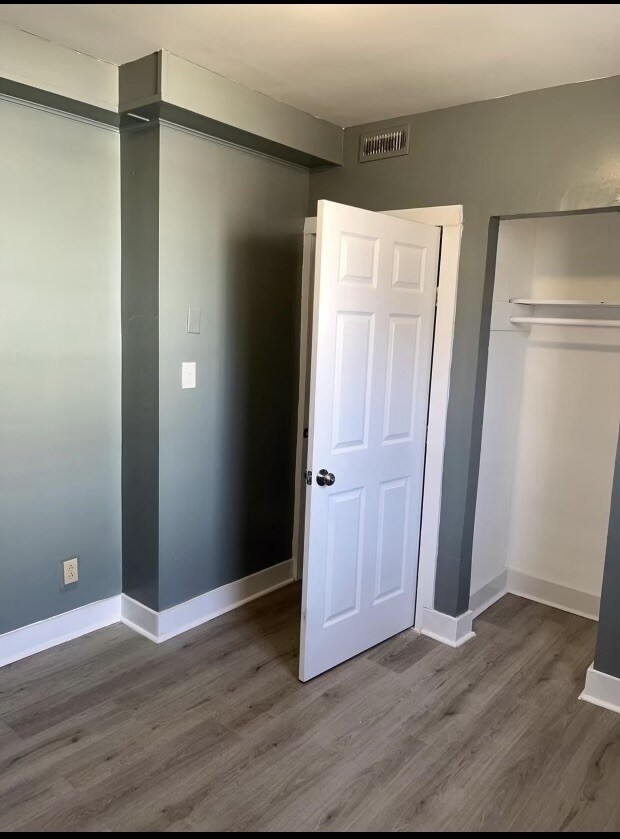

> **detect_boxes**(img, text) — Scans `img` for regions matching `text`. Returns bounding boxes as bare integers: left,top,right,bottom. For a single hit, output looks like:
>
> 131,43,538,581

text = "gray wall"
308,75,620,617
594,426,620,680
118,51,344,168
0,99,121,633
157,127,308,609
121,126,160,610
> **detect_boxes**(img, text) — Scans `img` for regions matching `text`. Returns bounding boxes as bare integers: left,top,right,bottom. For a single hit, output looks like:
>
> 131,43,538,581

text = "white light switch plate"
182,361,196,389
187,306,201,334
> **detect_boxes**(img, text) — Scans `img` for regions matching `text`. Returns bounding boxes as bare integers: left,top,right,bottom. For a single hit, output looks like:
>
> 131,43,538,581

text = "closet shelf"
510,316,620,328
510,298,620,307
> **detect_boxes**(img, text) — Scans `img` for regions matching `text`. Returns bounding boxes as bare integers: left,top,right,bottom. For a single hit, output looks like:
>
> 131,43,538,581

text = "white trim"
0,561,296,667
420,607,475,648
506,569,600,621
120,594,159,642
413,216,462,626
121,560,294,643
292,232,315,581
304,217,317,235
580,663,620,714
0,596,121,668
294,206,463,631
469,571,508,619
384,204,463,227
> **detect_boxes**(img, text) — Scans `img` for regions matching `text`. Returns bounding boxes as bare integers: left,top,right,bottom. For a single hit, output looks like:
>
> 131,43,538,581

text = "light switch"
187,307,201,334
182,362,196,389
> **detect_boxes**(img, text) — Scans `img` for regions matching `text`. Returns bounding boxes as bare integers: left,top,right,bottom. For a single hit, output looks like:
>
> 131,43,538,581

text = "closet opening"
471,209,620,635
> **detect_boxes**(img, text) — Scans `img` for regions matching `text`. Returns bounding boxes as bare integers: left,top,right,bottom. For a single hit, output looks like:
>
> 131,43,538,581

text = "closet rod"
510,317,620,328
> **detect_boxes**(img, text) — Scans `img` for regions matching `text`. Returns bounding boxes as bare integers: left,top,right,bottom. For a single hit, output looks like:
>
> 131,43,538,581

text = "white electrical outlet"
63,557,79,586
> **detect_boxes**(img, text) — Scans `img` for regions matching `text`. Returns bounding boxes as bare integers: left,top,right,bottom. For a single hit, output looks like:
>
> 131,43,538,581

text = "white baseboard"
420,607,475,648
0,560,295,668
121,559,295,643
469,571,508,619
0,596,121,668
120,594,159,642
580,663,620,714
506,569,600,621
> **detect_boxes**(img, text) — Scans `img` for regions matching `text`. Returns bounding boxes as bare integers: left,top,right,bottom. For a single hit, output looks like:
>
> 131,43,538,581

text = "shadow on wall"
532,215,620,281
217,232,301,580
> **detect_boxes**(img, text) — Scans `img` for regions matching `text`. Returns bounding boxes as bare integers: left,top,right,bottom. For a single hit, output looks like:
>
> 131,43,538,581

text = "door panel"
383,315,420,442
324,488,365,624
332,312,374,451
392,242,426,290
300,200,440,681
339,233,379,286
375,476,410,602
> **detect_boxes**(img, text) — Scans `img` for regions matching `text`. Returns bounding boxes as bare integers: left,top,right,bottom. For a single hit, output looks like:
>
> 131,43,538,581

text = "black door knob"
316,469,336,487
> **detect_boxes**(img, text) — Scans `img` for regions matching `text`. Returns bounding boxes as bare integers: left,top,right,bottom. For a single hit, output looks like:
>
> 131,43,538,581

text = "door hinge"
303,427,308,439
304,470,312,486
435,288,439,307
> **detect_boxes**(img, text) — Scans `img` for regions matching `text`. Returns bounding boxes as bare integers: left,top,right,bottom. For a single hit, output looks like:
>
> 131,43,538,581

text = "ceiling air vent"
359,125,410,163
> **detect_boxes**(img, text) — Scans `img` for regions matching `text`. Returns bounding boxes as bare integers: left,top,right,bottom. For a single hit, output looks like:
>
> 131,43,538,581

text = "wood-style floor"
0,585,619,832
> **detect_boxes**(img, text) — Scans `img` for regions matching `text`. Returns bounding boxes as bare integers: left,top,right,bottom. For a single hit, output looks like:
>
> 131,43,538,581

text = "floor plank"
0,586,617,832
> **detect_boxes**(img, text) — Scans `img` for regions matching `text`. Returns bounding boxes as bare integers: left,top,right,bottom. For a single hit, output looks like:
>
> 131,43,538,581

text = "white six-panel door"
299,200,440,681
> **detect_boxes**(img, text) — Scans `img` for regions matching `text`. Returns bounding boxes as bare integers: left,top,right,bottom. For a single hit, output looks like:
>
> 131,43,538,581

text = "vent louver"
359,125,410,162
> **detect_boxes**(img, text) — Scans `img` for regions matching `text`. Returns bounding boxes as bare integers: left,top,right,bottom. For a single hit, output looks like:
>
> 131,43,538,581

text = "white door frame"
292,205,463,632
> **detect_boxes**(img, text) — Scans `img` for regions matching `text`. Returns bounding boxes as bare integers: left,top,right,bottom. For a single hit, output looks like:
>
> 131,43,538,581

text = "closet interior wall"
471,211,620,618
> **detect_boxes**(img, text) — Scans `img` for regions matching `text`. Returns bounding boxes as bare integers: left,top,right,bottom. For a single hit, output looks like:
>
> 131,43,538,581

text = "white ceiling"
1,4,620,127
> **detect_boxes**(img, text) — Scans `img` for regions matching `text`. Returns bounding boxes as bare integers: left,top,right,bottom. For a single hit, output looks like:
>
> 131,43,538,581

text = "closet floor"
0,585,618,831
